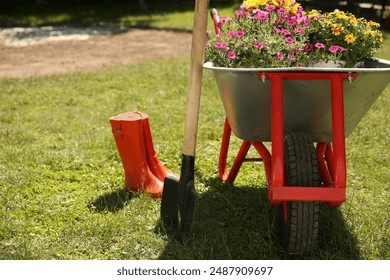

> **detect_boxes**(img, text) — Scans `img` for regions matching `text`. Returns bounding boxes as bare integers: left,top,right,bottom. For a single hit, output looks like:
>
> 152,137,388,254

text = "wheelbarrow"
203,59,390,253
160,2,390,254
199,8,390,254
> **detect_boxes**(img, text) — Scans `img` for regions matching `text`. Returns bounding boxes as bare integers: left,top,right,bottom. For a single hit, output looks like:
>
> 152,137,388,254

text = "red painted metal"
217,72,357,206
210,8,222,36
219,118,264,183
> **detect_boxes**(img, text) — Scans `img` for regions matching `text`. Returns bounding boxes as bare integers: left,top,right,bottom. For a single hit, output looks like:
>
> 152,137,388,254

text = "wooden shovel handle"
182,0,209,156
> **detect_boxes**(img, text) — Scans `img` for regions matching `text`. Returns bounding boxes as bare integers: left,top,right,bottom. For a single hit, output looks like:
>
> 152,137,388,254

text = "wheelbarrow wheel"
279,133,321,254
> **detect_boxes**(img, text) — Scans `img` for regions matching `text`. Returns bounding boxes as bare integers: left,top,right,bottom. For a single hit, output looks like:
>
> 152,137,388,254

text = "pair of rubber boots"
110,111,176,198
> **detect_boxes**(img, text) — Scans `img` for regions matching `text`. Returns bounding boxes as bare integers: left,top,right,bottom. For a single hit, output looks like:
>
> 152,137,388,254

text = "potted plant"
204,0,383,68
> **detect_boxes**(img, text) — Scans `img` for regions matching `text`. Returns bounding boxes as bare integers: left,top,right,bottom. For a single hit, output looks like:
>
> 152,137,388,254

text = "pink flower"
227,51,236,59
303,18,311,26
329,45,347,53
214,42,228,49
288,18,297,27
277,52,285,60
285,37,295,44
216,22,222,29
281,29,291,35
328,46,340,53
235,10,248,19
227,31,236,37
265,5,276,12
273,25,282,33
314,43,325,49
220,16,232,23
252,41,266,50
253,10,269,21
236,30,245,38
294,27,304,33
240,5,249,11
288,55,296,61
277,8,286,15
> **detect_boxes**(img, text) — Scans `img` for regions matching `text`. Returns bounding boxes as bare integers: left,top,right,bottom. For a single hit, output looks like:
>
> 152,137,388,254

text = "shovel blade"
179,185,200,233
161,175,179,228
161,155,200,232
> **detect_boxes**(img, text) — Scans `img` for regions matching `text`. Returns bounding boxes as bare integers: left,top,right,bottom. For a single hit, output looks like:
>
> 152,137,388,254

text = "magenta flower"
216,22,222,29
288,18,297,27
328,46,340,53
240,5,249,11
273,25,282,33
252,41,266,50
220,16,232,23
294,27,304,33
339,46,347,52
303,18,311,26
227,31,236,37
288,55,296,61
277,52,285,60
234,10,248,19
329,46,347,53
285,37,295,44
314,43,325,49
236,30,245,38
265,5,276,12
227,51,236,59
277,8,286,15
214,42,228,49
281,29,291,35
253,10,269,21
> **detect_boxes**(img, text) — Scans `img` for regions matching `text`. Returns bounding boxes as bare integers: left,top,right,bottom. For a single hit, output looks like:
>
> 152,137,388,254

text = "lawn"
0,3,389,260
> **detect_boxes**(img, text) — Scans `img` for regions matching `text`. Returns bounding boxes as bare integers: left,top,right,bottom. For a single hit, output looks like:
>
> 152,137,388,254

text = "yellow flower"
364,30,375,37
345,34,356,44
242,0,268,9
379,32,383,42
283,0,292,8
349,17,358,25
272,0,282,8
308,9,320,18
366,20,380,28
290,3,301,15
332,24,343,35
335,11,348,19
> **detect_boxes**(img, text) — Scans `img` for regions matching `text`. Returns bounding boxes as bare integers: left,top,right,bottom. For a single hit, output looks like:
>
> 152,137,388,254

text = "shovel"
161,0,209,232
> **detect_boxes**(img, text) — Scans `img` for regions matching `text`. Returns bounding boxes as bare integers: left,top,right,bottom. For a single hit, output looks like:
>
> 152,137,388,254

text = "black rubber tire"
279,133,321,254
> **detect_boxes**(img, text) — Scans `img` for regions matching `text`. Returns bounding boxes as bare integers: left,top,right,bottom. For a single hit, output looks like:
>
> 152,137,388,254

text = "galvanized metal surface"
204,58,390,142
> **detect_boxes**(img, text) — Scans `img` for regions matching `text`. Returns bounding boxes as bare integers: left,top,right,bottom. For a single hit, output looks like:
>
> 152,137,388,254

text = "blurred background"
1,0,389,29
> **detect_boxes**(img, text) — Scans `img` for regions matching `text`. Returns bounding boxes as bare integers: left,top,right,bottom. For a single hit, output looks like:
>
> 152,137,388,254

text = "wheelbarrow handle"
210,8,222,36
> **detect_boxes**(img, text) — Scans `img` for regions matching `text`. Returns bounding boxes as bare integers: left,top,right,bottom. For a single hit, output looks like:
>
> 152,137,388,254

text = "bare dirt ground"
0,27,192,78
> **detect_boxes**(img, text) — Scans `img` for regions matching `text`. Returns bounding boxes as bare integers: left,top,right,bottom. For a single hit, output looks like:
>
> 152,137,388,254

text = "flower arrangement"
204,0,383,68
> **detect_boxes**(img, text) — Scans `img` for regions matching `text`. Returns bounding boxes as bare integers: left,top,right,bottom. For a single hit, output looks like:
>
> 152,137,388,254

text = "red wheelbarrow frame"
219,72,358,207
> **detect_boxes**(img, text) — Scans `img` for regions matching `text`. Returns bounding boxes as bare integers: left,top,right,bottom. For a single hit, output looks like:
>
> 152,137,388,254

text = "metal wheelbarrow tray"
204,58,390,253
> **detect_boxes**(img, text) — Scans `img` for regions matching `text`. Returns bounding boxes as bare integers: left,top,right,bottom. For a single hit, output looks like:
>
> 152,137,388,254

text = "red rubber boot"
138,112,179,181
110,112,163,198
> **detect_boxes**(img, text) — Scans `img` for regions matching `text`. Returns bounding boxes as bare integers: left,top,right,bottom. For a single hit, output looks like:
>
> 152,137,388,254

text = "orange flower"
332,24,343,35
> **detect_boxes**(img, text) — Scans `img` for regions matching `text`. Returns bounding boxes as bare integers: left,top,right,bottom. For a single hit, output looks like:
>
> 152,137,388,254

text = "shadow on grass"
156,176,361,259
89,188,135,213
